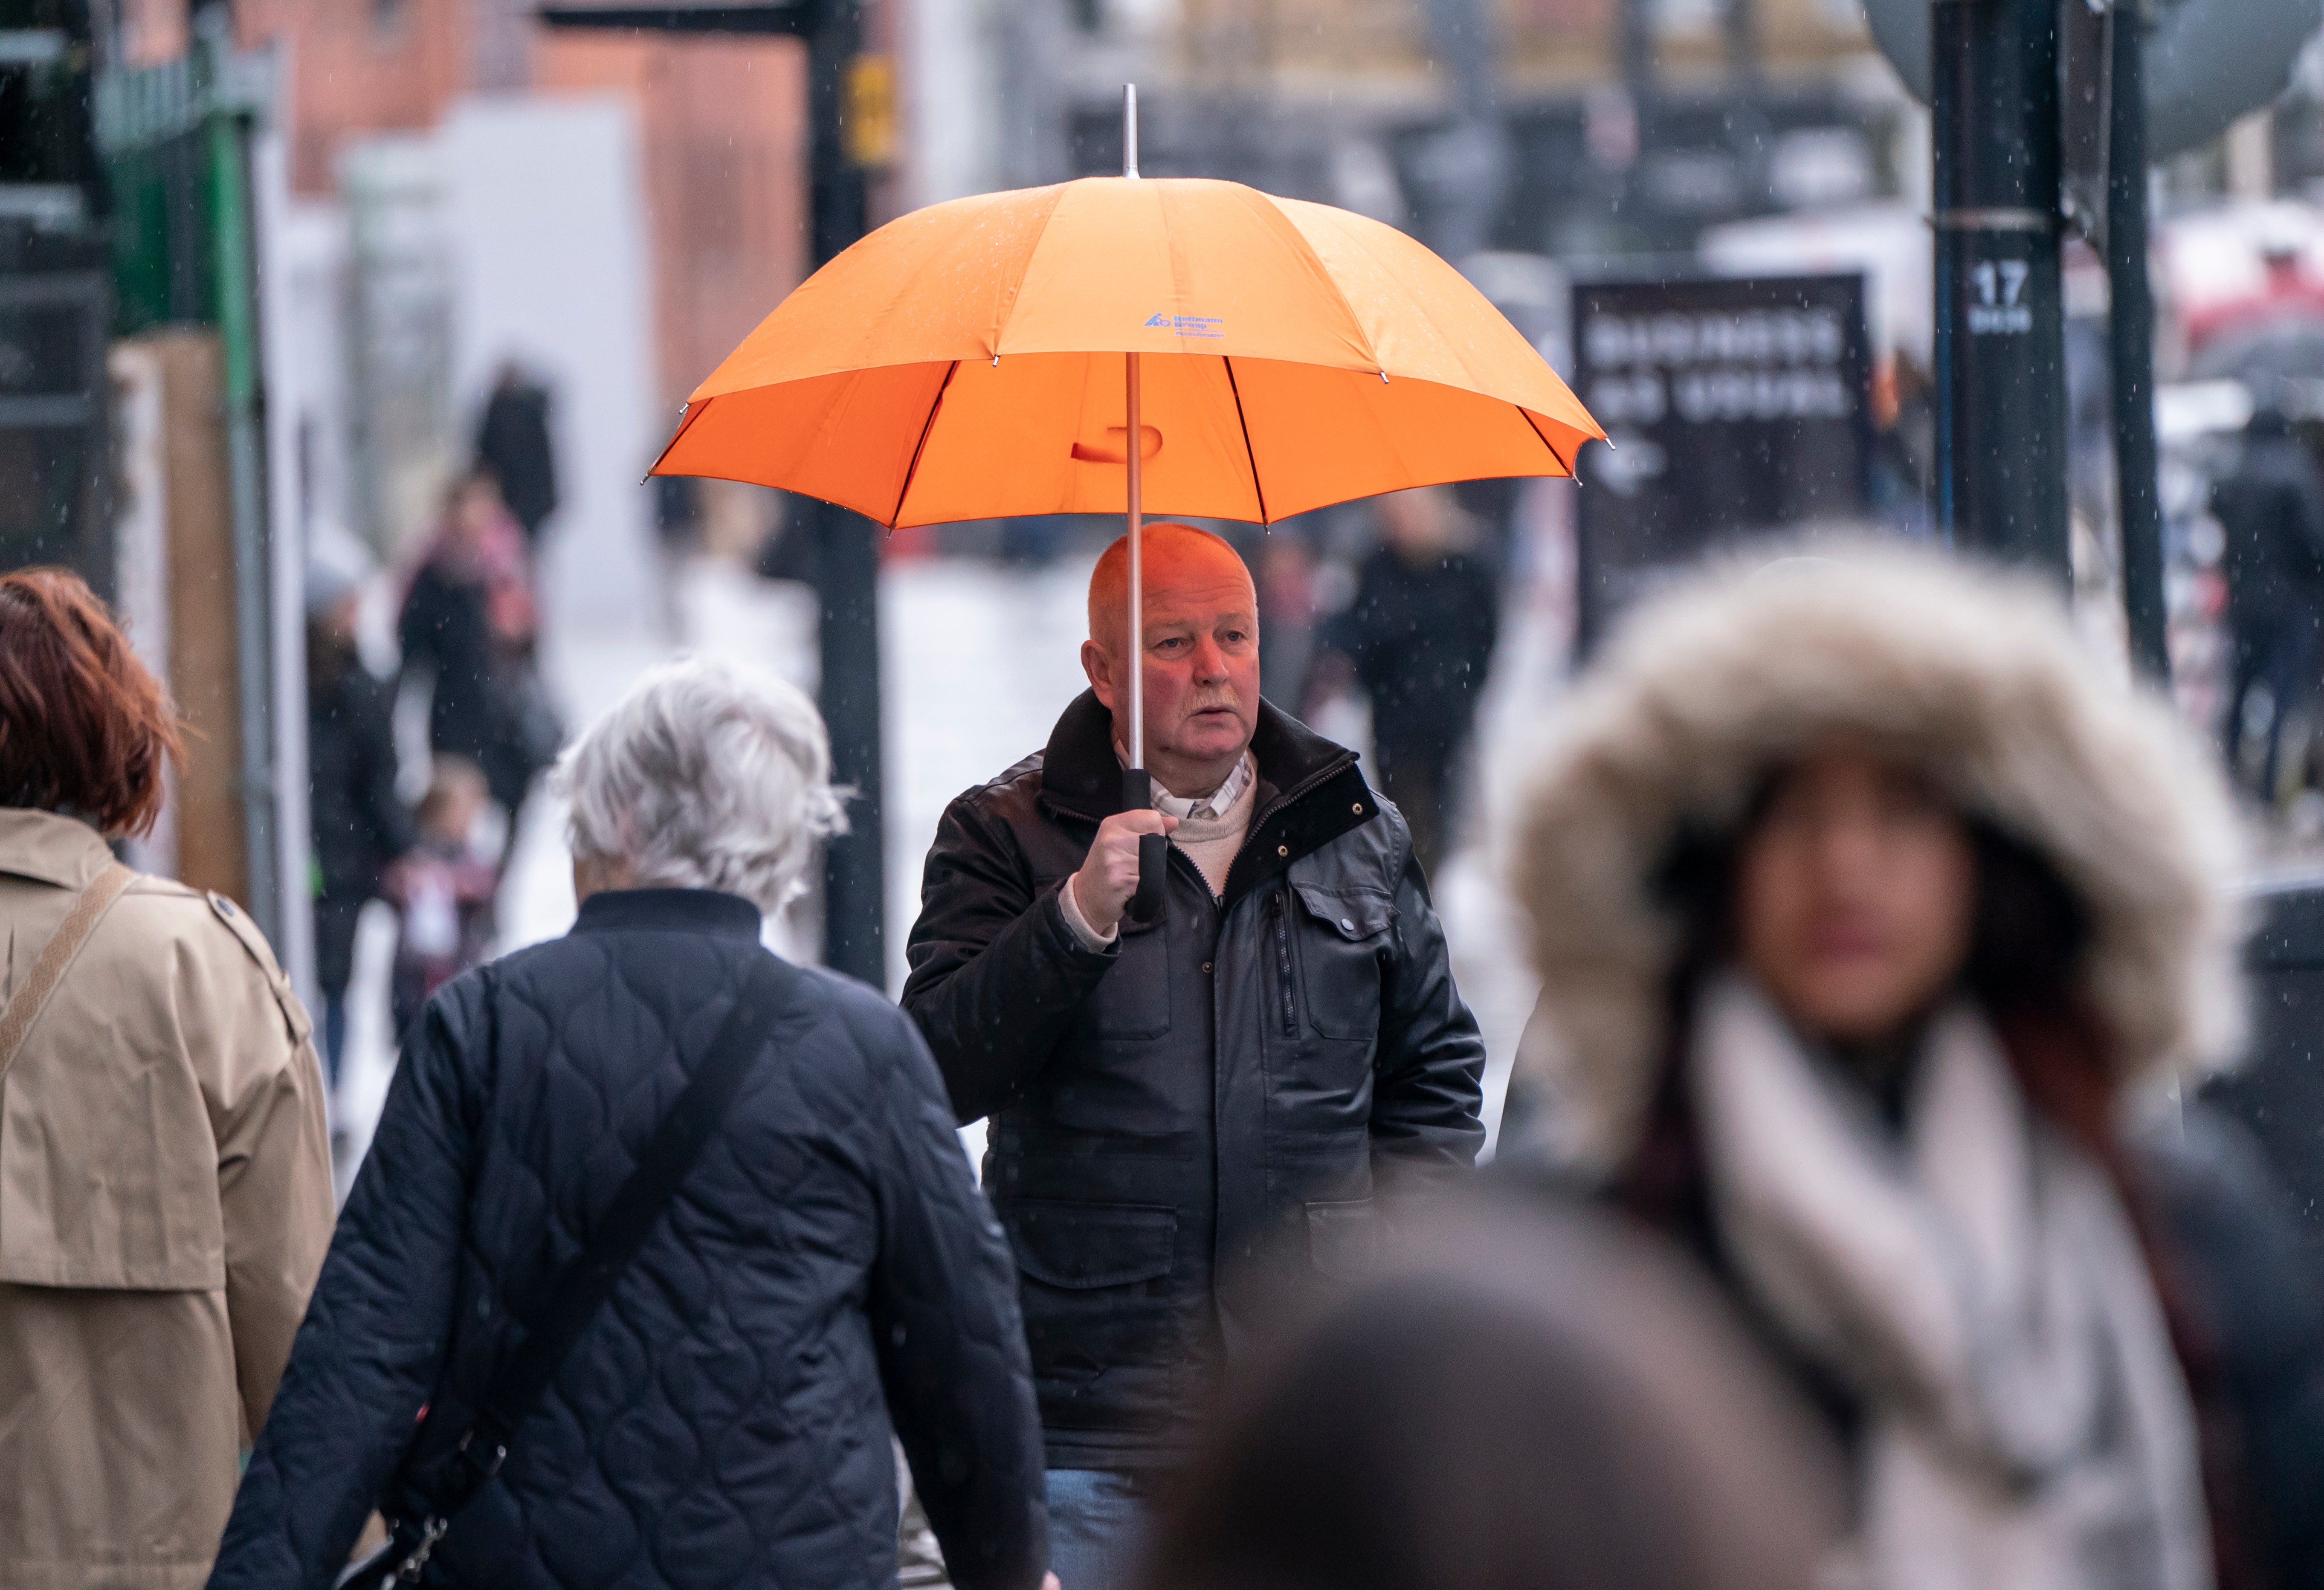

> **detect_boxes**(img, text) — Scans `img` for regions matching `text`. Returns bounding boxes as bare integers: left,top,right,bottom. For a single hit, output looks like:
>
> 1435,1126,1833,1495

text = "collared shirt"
1151,751,1253,822
1117,747,1253,822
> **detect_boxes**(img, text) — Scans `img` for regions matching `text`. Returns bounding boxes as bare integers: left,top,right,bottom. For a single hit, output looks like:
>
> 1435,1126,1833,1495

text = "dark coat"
901,693,1487,1470
208,888,1049,1590
308,649,412,991
2211,429,2324,631
399,561,501,764
2145,1104,2324,1590
1327,546,1499,750
308,649,410,903
397,562,540,814
478,383,559,539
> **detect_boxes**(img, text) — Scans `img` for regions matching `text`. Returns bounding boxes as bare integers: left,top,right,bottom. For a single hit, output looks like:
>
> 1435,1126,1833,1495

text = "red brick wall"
223,0,808,417
537,33,810,411
238,0,477,194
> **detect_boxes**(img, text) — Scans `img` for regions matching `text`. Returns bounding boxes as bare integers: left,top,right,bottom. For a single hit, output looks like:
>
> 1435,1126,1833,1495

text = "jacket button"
1340,918,1354,931
1352,803,1363,814
1277,844,1288,857
1202,961,1212,973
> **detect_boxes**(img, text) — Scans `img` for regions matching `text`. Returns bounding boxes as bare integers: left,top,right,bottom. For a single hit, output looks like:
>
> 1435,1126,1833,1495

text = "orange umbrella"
651,171,1601,529
652,89,1600,913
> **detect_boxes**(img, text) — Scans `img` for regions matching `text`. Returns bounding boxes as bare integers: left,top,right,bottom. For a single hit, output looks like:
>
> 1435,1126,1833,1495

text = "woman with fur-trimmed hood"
1509,546,2262,1590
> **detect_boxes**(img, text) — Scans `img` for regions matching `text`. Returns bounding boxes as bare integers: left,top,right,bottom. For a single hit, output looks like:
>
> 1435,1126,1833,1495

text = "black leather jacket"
902,693,1486,1469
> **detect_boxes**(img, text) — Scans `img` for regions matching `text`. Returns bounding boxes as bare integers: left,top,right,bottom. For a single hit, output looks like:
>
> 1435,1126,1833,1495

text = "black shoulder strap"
409,951,803,1526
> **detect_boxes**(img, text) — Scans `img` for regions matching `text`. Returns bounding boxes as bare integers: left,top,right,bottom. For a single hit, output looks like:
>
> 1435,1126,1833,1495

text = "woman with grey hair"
210,657,1052,1590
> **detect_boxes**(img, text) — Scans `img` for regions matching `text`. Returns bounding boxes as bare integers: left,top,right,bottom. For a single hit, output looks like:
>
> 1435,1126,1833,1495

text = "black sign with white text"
1571,272,1874,650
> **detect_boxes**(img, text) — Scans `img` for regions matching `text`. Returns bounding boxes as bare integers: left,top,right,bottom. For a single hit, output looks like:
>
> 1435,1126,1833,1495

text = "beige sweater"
1162,764,1259,896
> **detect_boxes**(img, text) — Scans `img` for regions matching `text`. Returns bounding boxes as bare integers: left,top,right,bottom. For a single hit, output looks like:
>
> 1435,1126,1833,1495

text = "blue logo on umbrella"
1144,313,1224,339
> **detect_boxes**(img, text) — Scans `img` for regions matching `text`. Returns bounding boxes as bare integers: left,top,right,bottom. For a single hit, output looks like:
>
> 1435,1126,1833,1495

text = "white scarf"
1689,975,2212,1590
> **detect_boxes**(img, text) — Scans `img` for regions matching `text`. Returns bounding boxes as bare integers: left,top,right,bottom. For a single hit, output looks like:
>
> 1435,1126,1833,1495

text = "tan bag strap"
0,863,136,1083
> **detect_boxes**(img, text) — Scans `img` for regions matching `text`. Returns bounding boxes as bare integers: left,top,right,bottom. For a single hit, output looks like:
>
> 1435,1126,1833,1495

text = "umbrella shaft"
1127,349,1144,783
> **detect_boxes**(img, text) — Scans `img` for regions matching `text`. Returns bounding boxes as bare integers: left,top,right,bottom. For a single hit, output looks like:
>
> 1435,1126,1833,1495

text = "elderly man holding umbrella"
645,90,1600,1586
902,518,1487,1584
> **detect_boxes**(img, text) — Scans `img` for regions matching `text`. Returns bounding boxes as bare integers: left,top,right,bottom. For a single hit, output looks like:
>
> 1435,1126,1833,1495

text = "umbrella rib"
1221,357,1271,525
890,361,962,529
1518,405,1572,477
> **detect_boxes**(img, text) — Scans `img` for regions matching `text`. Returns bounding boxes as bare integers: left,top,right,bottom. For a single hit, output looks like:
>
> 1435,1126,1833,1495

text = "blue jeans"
1045,1468,1153,1590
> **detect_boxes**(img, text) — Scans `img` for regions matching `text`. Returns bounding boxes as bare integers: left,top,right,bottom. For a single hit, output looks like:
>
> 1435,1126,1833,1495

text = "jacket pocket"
1002,1199,1179,1432
1304,1198,1379,1281
1291,885,1395,1041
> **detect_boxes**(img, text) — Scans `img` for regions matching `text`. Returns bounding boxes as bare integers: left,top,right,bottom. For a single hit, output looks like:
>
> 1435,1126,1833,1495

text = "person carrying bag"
209,657,1049,1590
339,951,797,1587
0,569,335,1590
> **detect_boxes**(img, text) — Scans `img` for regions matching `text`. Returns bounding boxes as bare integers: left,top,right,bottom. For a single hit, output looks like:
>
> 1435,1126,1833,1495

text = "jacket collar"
1040,690,1357,818
0,808,116,890
571,887,763,941
1038,690,1380,901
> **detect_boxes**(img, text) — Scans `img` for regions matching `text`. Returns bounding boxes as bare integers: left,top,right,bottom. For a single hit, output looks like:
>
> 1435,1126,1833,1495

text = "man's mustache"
1182,692,1241,715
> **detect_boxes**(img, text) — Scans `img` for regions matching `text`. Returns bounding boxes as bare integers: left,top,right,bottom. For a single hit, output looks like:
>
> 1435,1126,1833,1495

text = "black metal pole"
536,0,887,984
2108,3,2170,681
1933,0,2069,575
802,0,886,987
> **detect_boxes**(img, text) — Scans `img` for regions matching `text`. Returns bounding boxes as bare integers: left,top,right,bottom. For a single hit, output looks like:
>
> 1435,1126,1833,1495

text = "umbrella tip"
1124,84,1139,180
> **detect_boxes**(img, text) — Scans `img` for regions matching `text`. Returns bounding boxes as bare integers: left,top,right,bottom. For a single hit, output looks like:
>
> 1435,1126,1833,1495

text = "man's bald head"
1087,523,1255,656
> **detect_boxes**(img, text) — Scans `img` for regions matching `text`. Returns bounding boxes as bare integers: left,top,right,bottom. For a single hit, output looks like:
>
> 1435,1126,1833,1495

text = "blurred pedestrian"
1869,352,1936,536
382,756,497,1043
400,469,560,830
1316,486,1500,876
209,656,1050,1590
1134,1197,1843,1590
904,522,1486,1589
0,568,333,1589
307,536,411,1113
1511,546,2315,1590
1255,527,1321,707
2211,405,2324,803
476,360,559,547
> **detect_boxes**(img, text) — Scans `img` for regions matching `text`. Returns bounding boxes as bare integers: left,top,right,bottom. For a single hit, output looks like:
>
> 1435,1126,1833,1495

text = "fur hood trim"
1510,544,2247,1170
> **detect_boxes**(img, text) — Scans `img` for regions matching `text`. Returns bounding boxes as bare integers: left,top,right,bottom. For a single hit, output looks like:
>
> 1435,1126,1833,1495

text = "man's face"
1083,537,1261,782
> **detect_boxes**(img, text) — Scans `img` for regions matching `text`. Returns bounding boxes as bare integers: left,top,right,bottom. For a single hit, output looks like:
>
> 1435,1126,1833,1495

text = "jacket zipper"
1272,888,1297,1037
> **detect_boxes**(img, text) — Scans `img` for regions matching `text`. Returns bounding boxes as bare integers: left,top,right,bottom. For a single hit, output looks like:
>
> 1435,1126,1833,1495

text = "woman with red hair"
0,568,335,1589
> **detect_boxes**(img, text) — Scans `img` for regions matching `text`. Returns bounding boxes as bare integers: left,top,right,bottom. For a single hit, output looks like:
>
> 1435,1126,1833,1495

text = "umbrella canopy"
649,174,1604,527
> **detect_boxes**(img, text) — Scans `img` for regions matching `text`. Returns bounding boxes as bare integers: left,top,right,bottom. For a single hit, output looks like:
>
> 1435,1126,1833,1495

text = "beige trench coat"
0,810,335,1590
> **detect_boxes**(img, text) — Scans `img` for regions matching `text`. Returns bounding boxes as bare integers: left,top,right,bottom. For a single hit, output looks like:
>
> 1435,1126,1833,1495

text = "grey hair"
553,654,848,912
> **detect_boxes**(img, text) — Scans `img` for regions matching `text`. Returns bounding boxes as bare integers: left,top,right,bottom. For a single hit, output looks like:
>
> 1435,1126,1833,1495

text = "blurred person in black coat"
476,362,559,547
306,541,411,1105
2211,406,2324,802
1315,487,1500,876
399,471,557,829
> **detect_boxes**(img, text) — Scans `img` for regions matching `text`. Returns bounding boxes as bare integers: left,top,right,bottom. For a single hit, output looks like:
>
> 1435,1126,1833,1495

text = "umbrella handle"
1124,767,1166,924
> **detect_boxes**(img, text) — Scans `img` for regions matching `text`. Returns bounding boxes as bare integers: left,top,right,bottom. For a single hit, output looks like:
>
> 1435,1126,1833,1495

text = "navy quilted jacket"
207,888,1048,1590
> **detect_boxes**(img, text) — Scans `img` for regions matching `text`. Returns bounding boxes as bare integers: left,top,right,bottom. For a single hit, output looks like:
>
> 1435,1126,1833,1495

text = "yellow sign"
846,55,897,171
